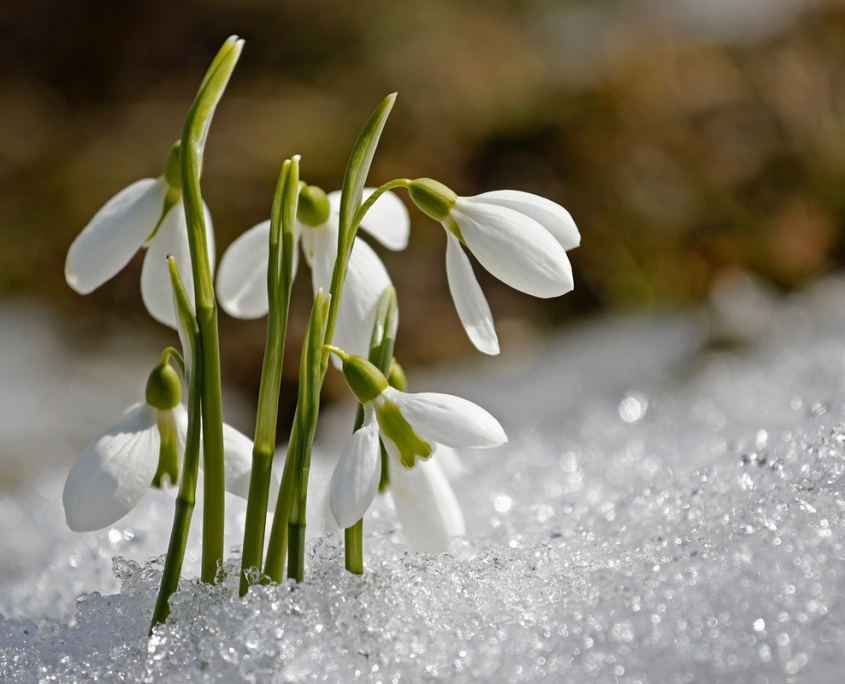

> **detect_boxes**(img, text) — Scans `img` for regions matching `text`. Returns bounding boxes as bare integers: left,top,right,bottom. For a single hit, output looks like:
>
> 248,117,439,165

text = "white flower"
64,175,214,329
390,448,466,553
328,378,507,538
216,188,409,360
410,180,580,355
62,400,263,532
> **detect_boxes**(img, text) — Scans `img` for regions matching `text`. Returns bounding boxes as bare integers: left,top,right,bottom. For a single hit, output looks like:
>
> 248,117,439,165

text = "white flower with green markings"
390,446,467,553
216,185,408,360
62,357,264,532
327,350,507,538
64,141,214,329
408,178,580,355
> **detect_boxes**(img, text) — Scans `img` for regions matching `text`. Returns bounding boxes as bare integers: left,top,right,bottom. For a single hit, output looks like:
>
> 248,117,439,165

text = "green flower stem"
160,347,186,378
322,94,397,364
265,292,327,583
344,522,364,574
350,178,410,230
265,94,397,582
263,419,299,582
287,292,329,582
344,286,398,574
150,258,203,632
239,157,299,596
180,36,243,583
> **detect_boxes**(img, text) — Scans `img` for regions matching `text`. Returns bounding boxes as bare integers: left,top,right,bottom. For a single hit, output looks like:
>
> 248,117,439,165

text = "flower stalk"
239,156,299,596
344,285,398,573
150,256,202,631
180,36,243,583
264,291,329,583
263,94,398,582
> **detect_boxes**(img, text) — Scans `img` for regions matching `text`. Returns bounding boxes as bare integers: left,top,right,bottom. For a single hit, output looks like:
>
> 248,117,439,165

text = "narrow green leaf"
338,93,397,241
181,36,244,308
239,156,299,596
168,256,200,383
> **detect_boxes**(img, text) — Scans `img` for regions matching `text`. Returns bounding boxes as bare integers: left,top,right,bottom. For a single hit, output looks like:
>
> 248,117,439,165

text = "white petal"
359,189,410,251
333,237,394,361
472,190,580,251
66,178,168,294
445,232,499,355
62,403,159,532
434,444,465,481
305,222,344,367
452,199,573,298
391,457,465,553
329,406,381,528
386,387,508,449
329,188,410,251
216,221,271,319
306,222,338,296
141,201,215,328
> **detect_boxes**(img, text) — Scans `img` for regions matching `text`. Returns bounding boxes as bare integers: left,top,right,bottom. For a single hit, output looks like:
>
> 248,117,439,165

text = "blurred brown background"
3,0,845,438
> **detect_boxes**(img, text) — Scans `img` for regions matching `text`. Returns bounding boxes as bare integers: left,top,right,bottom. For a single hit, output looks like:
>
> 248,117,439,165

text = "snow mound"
4,276,845,682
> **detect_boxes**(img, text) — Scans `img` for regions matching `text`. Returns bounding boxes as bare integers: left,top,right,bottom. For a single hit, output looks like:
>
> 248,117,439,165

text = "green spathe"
342,355,389,404
409,178,458,222
164,140,183,190
298,184,330,227
145,362,182,410
375,399,432,468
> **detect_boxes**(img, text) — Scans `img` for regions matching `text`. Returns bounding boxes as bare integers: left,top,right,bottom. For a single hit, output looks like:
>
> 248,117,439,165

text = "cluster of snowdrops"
61,37,580,631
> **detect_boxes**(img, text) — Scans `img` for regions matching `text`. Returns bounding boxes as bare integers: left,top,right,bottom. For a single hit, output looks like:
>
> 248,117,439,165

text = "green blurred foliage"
2,0,845,412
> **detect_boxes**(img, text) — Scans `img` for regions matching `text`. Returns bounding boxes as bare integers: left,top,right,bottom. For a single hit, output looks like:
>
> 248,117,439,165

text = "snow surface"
4,275,845,682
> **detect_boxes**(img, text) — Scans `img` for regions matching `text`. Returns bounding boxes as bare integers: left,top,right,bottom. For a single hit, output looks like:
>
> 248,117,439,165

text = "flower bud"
145,361,182,410
298,184,331,227
341,354,389,404
408,178,457,222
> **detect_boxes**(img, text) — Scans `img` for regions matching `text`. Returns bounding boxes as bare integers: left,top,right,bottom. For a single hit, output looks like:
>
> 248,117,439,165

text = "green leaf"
168,256,200,383
296,291,330,503
337,93,397,241
368,286,399,374
180,36,244,308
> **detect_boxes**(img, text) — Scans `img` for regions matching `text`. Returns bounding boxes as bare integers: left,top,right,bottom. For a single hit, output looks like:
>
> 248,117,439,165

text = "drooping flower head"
64,141,214,329
408,178,580,355
215,185,409,360
327,350,507,537
62,354,262,532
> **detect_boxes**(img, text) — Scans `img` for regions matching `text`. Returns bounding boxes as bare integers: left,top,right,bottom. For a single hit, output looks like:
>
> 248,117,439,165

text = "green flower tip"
163,141,182,190
341,354,389,404
218,35,245,66
408,178,457,222
145,361,182,410
375,401,432,468
298,184,331,227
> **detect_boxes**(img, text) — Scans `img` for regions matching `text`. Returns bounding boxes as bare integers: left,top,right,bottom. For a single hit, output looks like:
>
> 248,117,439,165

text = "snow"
4,274,845,682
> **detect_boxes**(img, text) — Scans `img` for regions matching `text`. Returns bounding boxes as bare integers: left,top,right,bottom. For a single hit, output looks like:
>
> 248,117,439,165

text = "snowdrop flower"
216,185,409,359
327,351,507,543
408,178,580,355
64,141,214,329
391,446,467,553
62,359,261,532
